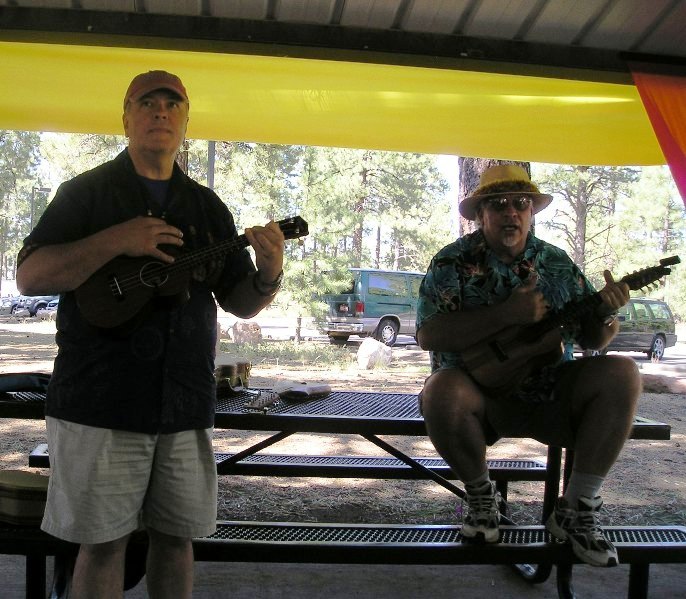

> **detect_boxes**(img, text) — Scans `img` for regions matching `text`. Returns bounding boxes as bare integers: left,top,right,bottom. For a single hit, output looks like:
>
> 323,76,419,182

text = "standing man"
16,71,285,598
416,165,641,567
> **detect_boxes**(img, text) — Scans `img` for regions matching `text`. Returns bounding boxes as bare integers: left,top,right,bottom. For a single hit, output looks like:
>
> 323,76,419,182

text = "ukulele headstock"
276,216,309,241
621,255,680,292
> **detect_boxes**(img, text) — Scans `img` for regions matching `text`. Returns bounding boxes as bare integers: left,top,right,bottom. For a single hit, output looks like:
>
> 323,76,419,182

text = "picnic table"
0,386,681,599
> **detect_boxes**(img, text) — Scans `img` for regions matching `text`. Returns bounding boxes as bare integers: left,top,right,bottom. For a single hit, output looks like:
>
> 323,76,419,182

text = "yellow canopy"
0,40,664,166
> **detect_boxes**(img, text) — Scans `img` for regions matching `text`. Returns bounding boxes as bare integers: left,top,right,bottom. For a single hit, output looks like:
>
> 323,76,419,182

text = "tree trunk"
352,154,370,266
375,225,381,268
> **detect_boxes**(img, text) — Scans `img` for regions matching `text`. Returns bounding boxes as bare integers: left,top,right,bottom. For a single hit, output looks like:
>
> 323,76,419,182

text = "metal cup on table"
214,360,251,394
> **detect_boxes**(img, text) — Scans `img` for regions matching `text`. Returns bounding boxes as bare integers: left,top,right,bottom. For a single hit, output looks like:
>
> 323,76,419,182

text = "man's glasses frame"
482,195,534,212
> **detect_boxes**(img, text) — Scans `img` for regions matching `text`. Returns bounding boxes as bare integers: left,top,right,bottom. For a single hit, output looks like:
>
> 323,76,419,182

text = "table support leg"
512,445,563,585
361,433,522,526
361,433,465,497
556,562,577,599
628,564,649,599
216,431,293,474
25,555,46,599
543,446,562,522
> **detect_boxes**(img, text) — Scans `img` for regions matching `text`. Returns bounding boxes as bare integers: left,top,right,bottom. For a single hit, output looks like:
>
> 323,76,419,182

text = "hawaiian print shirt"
416,230,596,401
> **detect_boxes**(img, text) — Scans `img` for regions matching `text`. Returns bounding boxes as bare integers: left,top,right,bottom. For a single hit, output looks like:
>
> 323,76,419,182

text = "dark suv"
602,297,677,361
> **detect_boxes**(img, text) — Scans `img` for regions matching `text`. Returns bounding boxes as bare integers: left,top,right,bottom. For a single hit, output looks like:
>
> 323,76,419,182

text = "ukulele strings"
106,218,298,296
108,235,250,295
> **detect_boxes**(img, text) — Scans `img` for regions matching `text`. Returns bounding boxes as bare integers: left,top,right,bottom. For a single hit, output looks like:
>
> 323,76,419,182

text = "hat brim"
128,86,187,104
459,192,552,220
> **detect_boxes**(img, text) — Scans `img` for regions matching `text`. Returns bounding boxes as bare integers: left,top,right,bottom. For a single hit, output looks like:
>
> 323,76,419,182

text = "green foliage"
40,132,125,182
12,130,685,325
206,142,452,319
219,339,356,370
0,130,42,284
534,163,686,321
611,167,686,320
534,164,639,273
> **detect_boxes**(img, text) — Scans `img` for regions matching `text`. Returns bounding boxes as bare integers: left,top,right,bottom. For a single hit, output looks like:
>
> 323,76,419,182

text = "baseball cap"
123,70,188,109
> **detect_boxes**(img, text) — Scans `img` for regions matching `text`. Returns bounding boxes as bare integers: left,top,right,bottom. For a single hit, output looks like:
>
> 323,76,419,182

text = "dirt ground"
0,316,684,529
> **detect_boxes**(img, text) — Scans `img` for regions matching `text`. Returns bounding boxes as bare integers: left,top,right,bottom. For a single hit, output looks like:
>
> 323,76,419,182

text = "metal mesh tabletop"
0,388,671,439
216,390,420,418
214,390,424,434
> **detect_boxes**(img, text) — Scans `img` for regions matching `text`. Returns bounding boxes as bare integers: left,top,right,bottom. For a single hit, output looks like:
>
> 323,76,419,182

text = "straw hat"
459,164,552,220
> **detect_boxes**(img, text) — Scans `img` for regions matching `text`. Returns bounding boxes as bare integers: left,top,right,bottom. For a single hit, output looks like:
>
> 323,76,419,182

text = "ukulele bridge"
109,276,124,299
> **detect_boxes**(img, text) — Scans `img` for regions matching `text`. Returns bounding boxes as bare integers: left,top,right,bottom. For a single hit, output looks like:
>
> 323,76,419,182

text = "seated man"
416,165,641,567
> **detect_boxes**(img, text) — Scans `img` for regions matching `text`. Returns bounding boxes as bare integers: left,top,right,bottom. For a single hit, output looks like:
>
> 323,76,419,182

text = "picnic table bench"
0,387,683,599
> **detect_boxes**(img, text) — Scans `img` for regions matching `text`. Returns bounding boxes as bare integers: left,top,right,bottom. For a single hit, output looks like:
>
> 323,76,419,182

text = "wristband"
252,270,283,297
596,310,618,326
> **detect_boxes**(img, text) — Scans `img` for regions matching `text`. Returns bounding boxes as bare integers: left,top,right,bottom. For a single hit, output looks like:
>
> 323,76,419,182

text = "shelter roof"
2,1,685,165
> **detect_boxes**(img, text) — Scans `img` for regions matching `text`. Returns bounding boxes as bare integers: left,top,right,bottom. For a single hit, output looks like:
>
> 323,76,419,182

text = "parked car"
0,295,20,315
14,294,59,317
317,268,425,346
36,297,59,320
599,297,677,361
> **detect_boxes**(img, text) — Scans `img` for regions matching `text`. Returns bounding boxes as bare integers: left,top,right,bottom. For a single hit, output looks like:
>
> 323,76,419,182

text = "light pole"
30,186,51,230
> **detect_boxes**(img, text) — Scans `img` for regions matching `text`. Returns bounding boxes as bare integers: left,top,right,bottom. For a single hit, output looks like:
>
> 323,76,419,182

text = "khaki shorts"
41,417,217,545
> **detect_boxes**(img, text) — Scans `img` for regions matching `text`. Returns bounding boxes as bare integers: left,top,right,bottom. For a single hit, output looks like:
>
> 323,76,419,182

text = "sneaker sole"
461,527,499,544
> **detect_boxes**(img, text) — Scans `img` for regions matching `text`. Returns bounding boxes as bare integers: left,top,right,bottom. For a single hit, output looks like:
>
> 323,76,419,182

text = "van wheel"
328,334,349,345
375,318,399,346
648,335,666,361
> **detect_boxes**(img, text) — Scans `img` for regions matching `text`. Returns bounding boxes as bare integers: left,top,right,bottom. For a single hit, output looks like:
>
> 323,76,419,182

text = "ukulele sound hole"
140,261,169,288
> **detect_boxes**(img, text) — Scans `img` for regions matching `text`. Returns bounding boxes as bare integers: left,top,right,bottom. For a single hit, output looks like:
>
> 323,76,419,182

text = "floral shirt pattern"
416,230,596,401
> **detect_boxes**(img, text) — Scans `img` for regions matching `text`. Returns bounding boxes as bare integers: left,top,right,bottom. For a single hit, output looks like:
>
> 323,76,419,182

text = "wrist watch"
252,269,283,297
597,310,618,326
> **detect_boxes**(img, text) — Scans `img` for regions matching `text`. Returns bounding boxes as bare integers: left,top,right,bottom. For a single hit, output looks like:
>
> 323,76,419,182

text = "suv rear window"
647,302,671,319
633,303,650,320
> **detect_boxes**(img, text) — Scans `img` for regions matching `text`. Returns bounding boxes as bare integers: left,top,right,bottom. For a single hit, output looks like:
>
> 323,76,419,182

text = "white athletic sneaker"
461,481,501,544
546,495,619,567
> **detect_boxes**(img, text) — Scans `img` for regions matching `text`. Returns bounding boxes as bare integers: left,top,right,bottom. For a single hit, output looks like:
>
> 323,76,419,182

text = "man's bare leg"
547,354,641,567
70,535,130,599
146,529,194,599
562,355,641,476
421,369,501,542
421,368,490,482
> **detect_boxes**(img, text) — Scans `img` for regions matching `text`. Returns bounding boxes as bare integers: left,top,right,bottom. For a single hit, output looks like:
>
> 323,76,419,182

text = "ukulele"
461,255,680,394
75,215,309,329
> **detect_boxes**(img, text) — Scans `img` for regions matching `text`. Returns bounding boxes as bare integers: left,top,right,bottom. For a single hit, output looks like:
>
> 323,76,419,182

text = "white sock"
464,471,492,495
563,471,605,505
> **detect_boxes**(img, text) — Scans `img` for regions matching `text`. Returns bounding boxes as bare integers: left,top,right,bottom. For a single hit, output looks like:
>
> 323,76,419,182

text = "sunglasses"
482,196,533,212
